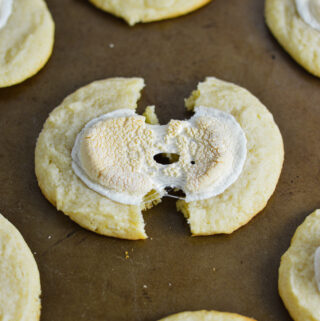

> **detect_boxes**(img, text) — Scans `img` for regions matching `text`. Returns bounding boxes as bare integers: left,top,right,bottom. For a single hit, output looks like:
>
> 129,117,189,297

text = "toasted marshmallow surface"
0,0,54,88
72,106,247,205
0,0,12,29
72,109,155,205
296,0,320,31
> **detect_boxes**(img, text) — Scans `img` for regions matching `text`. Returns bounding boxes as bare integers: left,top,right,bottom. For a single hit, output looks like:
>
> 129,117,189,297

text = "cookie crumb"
212,267,216,272
168,282,172,287
48,235,52,239
109,43,115,48
143,284,148,289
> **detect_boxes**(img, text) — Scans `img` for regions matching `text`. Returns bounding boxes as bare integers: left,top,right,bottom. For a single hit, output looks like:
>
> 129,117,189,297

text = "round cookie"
0,213,41,321
279,209,320,321
265,0,320,77
177,77,284,236
158,310,256,321
35,77,283,240
35,78,148,240
0,0,55,87
89,0,212,26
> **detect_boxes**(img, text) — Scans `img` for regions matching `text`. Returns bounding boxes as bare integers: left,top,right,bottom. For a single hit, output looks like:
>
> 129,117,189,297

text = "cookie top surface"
158,310,256,321
0,213,41,321
0,0,54,87
35,77,283,240
0,0,13,30
315,246,320,292
265,0,320,77
89,0,212,25
279,209,320,321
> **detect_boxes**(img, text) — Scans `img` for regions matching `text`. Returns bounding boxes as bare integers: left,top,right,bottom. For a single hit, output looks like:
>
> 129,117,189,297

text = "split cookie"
279,209,320,321
265,0,320,77
89,0,212,26
0,213,41,321
0,0,55,87
157,310,257,321
35,77,284,240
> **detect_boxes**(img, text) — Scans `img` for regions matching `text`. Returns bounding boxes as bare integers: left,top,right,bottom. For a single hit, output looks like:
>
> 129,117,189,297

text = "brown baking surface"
0,0,320,320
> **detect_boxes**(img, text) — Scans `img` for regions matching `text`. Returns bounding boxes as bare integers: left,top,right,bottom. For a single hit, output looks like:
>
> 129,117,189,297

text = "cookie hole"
165,187,186,199
154,153,179,165
191,161,195,165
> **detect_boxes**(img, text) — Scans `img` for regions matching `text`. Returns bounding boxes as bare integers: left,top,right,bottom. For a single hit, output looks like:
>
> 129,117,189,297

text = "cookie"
158,310,256,321
71,106,247,204
89,0,212,26
279,209,320,321
265,0,320,77
35,77,283,240
0,0,55,87
0,213,41,321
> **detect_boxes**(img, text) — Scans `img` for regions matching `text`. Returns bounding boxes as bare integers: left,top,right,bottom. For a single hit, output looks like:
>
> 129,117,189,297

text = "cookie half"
265,0,320,77
36,78,148,240
0,213,41,320
177,77,284,236
279,209,320,321
158,310,256,321
0,0,55,87
35,77,283,240
89,0,212,26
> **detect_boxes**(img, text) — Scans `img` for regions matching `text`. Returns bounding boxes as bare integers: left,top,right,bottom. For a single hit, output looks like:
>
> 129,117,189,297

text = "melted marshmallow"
0,0,13,30
315,247,320,292
296,0,320,31
72,107,247,205
145,0,175,8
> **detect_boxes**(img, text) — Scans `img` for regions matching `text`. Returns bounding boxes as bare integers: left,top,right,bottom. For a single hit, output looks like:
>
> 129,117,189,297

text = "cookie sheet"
0,0,319,320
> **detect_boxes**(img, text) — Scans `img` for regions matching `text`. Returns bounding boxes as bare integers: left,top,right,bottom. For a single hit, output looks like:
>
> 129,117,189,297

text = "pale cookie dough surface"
35,78,148,240
0,0,55,87
279,209,320,321
89,0,212,26
0,213,41,321
177,77,284,236
265,0,320,77
158,310,256,321
36,77,283,239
